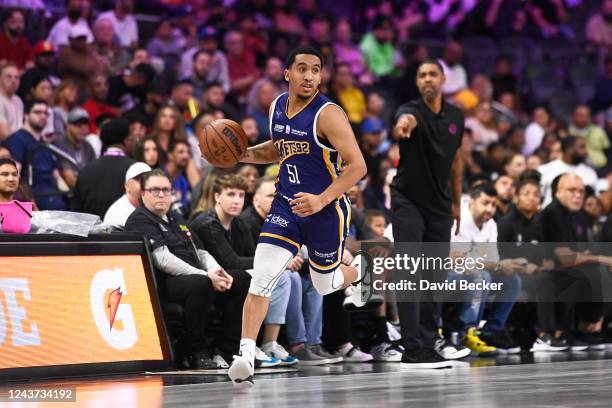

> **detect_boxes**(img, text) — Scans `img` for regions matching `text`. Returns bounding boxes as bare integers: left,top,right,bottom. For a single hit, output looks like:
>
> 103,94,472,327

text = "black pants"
214,269,251,360
391,188,452,351
322,290,352,351
165,274,215,354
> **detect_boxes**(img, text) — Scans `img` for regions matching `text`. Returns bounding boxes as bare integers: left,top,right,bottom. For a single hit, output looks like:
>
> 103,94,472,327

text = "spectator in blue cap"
360,117,387,180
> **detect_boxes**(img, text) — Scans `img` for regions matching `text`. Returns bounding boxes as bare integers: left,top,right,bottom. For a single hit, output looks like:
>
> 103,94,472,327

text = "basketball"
198,119,248,168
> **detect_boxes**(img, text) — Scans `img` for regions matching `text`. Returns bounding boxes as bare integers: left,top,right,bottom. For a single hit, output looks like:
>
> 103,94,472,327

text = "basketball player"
391,60,464,368
228,46,371,386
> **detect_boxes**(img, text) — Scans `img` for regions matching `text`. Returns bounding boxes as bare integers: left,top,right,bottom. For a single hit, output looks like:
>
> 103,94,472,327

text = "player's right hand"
393,114,417,139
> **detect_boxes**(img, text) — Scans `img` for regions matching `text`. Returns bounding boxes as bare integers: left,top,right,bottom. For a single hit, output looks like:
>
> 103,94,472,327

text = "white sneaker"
228,353,254,388
371,342,403,362
212,353,229,368
387,321,402,342
434,337,471,360
261,341,299,366
255,346,281,368
340,345,374,362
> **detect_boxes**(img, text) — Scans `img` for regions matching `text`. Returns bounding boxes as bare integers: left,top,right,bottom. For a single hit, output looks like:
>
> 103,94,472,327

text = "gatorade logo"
90,269,138,350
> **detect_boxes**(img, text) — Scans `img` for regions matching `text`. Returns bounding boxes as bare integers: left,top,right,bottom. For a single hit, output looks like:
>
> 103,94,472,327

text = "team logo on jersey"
448,123,458,135
275,110,282,119
266,214,289,228
274,140,310,162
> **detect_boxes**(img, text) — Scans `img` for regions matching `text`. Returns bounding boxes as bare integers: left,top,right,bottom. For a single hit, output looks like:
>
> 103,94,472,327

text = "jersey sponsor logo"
448,123,458,135
274,124,285,133
285,125,291,134
266,214,289,228
290,128,307,137
274,140,310,162
313,249,337,259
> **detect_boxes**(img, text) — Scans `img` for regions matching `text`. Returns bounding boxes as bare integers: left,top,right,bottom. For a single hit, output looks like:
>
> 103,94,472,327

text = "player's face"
215,187,245,218
285,54,321,100
416,63,444,102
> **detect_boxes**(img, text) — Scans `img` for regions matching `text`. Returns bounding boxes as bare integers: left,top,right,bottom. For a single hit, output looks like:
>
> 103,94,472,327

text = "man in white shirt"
0,63,23,141
97,0,138,49
438,41,467,96
538,136,598,206
523,106,550,156
46,0,93,49
103,161,151,228
450,183,524,354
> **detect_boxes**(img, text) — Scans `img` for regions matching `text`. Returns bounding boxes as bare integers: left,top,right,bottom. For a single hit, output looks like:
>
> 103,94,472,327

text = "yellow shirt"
337,87,366,124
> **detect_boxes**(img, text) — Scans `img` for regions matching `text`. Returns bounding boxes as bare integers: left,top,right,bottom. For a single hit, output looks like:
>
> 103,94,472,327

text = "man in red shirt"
224,30,259,103
0,9,33,71
82,72,119,133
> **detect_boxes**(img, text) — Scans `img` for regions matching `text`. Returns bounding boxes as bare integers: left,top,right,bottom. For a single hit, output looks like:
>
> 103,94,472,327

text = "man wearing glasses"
2,98,65,210
125,169,236,369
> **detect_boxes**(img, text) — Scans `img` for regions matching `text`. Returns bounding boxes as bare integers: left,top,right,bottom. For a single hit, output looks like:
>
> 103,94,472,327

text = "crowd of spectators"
1,0,612,368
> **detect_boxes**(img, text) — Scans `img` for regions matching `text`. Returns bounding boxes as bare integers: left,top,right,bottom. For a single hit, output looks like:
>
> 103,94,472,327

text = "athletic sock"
239,338,256,367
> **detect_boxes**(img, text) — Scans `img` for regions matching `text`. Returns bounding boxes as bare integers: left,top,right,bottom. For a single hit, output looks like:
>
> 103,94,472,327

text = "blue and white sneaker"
255,346,282,368
261,341,299,366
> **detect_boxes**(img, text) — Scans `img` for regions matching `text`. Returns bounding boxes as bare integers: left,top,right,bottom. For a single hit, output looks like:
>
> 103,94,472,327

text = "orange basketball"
198,119,248,168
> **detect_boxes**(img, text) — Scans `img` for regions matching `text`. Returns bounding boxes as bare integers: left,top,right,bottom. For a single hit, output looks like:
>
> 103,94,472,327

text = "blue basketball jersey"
269,91,343,199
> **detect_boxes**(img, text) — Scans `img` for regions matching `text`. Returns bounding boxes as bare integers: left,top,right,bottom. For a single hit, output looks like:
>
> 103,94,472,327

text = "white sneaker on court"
228,353,254,388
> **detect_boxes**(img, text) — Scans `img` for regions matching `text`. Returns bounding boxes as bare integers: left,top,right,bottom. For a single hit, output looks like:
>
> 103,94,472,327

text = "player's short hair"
561,135,579,153
416,59,445,76
470,182,498,200
285,46,324,69
213,173,248,194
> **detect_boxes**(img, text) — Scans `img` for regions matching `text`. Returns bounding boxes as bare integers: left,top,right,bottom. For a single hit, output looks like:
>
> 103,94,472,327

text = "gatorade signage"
0,255,165,369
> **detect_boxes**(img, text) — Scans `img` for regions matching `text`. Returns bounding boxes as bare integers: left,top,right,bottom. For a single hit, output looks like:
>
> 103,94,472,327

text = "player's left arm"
290,104,367,217
449,153,463,235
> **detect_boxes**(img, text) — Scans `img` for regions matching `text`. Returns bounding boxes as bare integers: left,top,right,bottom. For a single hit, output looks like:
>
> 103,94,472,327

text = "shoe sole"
343,357,374,362
440,348,472,359
400,361,453,369
278,360,299,366
495,347,521,355
374,356,403,362
296,359,331,366
344,294,384,312
530,344,569,352
570,345,589,352
587,344,606,351
324,357,344,364
228,358,254,388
